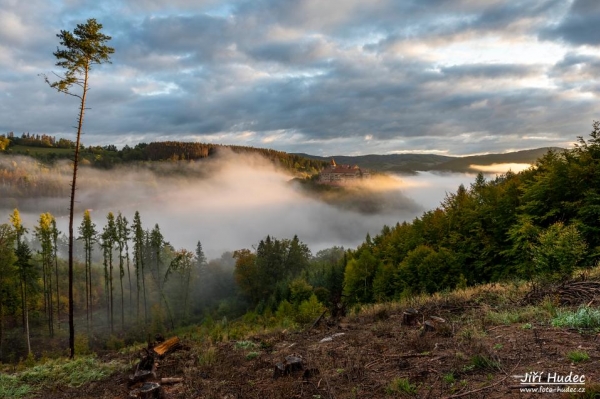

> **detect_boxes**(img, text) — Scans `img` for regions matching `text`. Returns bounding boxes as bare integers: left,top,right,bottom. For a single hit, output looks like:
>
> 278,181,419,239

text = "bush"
105,335,125,351
289,278,313,304
567,350,589,363
276,300,295,320
295,294,325,324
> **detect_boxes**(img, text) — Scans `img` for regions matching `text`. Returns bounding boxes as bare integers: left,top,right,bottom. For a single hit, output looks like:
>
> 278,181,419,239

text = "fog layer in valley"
0,153,522,258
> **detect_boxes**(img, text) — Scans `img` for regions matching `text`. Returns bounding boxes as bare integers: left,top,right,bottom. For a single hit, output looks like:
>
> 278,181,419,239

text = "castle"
318,159,371,185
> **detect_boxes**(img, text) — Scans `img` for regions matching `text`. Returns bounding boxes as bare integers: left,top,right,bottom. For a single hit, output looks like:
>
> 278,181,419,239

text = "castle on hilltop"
318,159,371,185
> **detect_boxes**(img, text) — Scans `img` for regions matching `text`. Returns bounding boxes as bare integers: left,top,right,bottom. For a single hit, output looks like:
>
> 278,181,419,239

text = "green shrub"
0,355,125,399
295,294,325,324
386,377,417,395
551,306,600,329
235,341,258,350
289,278,313,304
105,335,125,351
276,300,295,320
567,350,589,363
0,374,33,398
75,334,92,355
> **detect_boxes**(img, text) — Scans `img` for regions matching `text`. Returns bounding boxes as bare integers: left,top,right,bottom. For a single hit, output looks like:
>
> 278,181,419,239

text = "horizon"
2,131,566,158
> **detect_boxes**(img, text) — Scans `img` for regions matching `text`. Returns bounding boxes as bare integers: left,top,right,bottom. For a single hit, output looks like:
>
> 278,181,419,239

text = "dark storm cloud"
541,0,600,46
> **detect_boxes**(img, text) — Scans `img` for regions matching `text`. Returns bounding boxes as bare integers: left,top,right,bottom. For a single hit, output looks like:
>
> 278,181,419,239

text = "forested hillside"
0,132,327,174
340,122,600,304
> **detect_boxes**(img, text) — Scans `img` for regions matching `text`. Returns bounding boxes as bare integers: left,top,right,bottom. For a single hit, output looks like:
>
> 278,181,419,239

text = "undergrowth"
0,355,126,399
551,306,600,329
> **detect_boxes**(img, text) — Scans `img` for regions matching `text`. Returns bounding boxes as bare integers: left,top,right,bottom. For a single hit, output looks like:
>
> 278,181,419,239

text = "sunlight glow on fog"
1,154,514,259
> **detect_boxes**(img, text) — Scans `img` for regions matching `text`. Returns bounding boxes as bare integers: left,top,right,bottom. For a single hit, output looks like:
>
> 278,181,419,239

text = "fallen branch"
308,310,327,331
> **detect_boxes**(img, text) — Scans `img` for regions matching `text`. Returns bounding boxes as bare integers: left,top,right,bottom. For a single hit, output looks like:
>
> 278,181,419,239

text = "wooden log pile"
522,280,600,306
128,336,182,399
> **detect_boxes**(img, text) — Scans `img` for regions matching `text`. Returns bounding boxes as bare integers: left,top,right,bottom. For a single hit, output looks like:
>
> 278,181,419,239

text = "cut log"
152,336,181,357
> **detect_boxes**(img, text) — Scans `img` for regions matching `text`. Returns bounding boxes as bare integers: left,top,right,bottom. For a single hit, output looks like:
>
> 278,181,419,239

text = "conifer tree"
44,19,114,358
132,211,146,322
78,210,96,331
101,212,117,333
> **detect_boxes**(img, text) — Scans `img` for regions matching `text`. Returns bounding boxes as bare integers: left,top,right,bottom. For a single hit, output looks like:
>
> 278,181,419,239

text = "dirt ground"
36,301,600,399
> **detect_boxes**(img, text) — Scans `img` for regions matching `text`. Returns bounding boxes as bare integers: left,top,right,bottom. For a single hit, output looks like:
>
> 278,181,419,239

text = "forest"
0,123,599,365
0,132,327,173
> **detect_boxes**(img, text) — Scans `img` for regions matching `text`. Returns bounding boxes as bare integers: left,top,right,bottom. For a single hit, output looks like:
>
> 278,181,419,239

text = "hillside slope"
28,279,600,399
296,147,563,173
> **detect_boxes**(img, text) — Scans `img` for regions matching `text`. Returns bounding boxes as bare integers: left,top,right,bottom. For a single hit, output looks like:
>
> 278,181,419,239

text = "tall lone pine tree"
44,19,114,358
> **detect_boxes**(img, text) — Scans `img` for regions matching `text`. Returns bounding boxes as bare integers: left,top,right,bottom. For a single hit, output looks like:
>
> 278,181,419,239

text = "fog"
0,154,520,258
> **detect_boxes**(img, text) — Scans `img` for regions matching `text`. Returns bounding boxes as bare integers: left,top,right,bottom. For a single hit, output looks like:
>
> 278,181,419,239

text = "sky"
1,0,599,156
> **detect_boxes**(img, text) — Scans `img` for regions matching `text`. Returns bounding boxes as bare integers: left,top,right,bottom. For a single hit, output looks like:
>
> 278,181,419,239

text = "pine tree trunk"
68,62,89,358
85,243,90,332
127,249,132,316
23,281,31,355
142,260,147,323
120,267,124,330
109,253,114,333
54,243,60,330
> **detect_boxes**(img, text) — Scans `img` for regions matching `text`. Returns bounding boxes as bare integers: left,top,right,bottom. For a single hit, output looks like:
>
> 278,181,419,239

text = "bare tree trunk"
120,269,124,330
85,245,90,333
88,244,93,330
23,280,31,355
48,258,54,337
0,294,4,360
142,261,147,323
68,62,89,359
55,247,60,330
126,247,132,316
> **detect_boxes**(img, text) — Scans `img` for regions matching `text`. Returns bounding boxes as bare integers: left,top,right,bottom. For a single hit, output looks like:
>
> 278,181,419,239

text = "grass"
470,354,501,371
235,340,258,350
485,306,551,325
566,350,590,363
551,306,600,329
386,377,417,395
198,345,217,366
443,373,455,384
0,355,125,399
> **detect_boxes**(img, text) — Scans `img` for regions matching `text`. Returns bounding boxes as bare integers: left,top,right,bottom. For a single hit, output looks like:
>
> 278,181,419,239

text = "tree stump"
273,355,304,379
402,308,419,326
129,382,163,399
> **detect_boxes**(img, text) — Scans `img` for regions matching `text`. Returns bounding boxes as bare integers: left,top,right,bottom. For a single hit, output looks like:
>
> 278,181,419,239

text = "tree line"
0,208,237,362
0,135,328,175
340,123,600,304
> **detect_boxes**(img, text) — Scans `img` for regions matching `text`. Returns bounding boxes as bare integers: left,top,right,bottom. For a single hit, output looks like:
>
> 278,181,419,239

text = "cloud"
541,0,600,46
0,0,597,156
